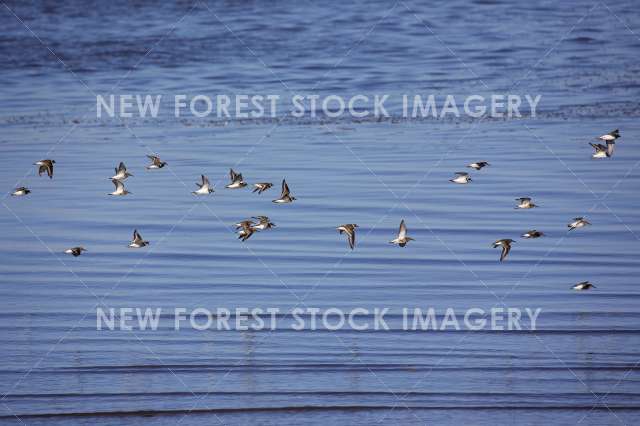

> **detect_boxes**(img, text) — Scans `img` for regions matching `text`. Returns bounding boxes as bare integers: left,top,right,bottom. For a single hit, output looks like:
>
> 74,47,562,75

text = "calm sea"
1,0,640,424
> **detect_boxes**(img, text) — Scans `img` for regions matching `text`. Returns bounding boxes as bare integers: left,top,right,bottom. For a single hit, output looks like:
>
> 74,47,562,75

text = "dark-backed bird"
226,169,247,189
253,182,273,194
145,155,166,169
111,162,133,180
34,159,55,179
515,197,537,209
11,187,31,196
251,216,275,231
522,230,544,239
467,161,489,170
449,172,471,184
572,281,596,291
492,239,514,262
589,143,611,158
337,224,358,250
237,221,254,242
389,219,414,247
272,179,296,203
598,129,620,142
192,175,214,195
568,217,590,231
129,229,149,248
65,246,86,257
109,179,130,196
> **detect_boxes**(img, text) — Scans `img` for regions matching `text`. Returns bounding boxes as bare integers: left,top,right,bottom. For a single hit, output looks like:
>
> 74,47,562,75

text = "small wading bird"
522,230,544,239
449,172,471,184
589,142,615,158
467,161,489,170
572,281,596,291
598,129,620,142
34,159,55,179
337,224,358,250
109,179,130,196
11,187,31,196
568,217,590,231
273,179,296,203
253,182,273,194
111,162,133,180
64,246,86,257
492,239,514,262
251,216,275,231
515,197,537,209
145,155,166,169
226,168,247,189
237,221,254,242
389,219,414,247
192,175,214,195
129,229,149,248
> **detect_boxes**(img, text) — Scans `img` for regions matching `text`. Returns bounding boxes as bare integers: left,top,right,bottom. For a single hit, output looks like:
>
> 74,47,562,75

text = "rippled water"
1,0,640,425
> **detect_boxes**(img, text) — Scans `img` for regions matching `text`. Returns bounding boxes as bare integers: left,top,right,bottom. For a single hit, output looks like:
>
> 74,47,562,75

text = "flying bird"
521,230,544,239
34,159,55,179
129,229,149,248
492,239,514,262
145,155,166,169
568,217,590,231
251,216,276,231
598,129,620,142
192,175,214,195
467,161,489,170
389,219,414,247
111,162,133,180
253,182,273,194
64,247,86,257
589,143,613,158
273,179,296,203
337,224,358,250
515,197,537,209
237,221,254,242
226,169,247,189
109,178,130,196
450,172,471,184
11,187,31,196
572,281,596,291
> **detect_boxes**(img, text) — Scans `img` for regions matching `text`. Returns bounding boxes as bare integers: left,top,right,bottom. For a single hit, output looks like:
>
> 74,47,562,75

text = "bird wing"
398,220,407,239
112,179,124,191
500,244,510,262
229,169,238,181
118,162,126,173
455,172,468,176
347,228,355,249
41,163,53,178
281,179,290,196
133,229,142,242
516,197,531,202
